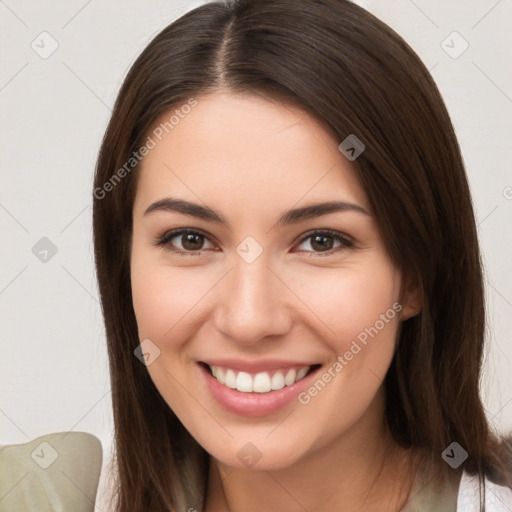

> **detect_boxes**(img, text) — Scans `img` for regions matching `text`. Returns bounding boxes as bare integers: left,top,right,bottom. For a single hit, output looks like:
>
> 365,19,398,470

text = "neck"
204,391,421,512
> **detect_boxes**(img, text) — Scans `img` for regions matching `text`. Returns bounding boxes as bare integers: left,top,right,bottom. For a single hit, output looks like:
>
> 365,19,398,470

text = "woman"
92,0,512,510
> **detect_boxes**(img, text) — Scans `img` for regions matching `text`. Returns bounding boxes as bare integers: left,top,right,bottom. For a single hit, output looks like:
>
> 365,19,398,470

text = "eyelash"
153,228,354,257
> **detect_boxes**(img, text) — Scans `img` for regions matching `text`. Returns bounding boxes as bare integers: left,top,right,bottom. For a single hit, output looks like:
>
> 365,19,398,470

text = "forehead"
134,91,370,216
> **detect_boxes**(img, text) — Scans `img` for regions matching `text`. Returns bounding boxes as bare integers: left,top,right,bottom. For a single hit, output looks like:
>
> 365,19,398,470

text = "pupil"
312,235,332,252
182,234,203,250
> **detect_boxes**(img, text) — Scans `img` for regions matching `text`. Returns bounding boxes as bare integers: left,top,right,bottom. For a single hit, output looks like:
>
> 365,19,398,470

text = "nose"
212,254,293,346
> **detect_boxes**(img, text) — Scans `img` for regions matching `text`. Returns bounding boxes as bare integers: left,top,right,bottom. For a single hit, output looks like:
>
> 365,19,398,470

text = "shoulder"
457,471,512,511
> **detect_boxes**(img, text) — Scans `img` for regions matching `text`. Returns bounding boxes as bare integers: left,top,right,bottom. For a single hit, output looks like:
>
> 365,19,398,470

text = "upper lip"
200,358,320,373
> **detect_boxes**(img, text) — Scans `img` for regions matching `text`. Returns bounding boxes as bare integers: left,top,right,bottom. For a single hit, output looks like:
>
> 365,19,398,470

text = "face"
130,91,418,471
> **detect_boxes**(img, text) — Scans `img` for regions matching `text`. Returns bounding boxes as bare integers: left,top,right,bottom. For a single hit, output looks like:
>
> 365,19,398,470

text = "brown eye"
155,229,215,254
295,230,353,255
310,234,334,252
180,233,205,251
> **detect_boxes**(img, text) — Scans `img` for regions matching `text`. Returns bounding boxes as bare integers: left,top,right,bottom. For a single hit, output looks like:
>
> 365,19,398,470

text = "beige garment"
0,431,102,512
400,454,462,512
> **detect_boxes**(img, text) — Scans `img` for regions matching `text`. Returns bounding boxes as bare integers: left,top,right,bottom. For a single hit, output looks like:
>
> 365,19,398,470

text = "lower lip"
198,363,321,417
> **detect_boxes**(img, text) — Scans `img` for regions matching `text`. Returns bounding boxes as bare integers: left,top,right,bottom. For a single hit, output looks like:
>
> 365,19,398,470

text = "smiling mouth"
199,362,321,394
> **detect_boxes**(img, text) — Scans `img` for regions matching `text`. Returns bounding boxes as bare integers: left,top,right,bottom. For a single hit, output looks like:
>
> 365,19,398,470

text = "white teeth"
224,369,237,389
235,371,253,392
208,364,311,394
295,367,308,381
253,372,271,393
271,372,285,390
284,369,296,386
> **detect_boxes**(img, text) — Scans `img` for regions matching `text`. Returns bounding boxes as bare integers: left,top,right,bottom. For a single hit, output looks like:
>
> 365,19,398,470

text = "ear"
399,271,422,321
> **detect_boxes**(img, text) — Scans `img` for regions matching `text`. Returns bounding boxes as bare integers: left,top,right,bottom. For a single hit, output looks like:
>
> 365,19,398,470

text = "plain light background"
1,0,511,502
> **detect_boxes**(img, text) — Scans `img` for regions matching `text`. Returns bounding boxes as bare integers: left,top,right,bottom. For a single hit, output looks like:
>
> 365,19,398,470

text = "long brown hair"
92,0,512,510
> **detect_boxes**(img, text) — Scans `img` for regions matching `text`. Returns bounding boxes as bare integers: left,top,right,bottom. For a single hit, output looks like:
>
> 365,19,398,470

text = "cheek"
131,270,181,340
130,248,211,343
130,251,211,420
294,258,401,350
291,260,401,432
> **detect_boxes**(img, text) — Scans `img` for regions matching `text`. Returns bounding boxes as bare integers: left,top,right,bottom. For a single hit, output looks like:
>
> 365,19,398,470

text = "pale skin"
130,91,422,511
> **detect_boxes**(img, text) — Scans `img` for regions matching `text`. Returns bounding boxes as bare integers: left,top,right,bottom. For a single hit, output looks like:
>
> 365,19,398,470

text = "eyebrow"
143,198,369,226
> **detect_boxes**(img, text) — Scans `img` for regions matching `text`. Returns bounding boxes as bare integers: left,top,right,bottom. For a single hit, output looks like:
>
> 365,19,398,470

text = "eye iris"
182,233,204,250
311,235,333,252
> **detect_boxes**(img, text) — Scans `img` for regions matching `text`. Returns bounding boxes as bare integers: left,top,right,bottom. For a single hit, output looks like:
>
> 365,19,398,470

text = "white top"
95,449,512,511
457,472,512,511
